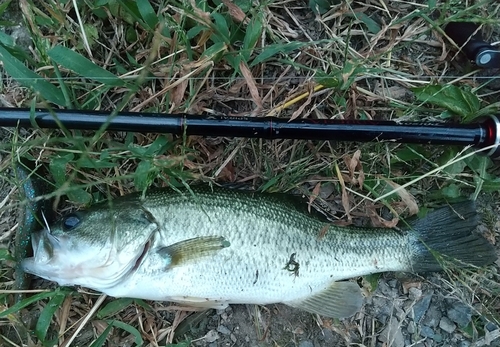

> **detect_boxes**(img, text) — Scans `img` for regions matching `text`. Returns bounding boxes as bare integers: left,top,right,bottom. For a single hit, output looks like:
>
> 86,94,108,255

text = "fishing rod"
1,107,500,158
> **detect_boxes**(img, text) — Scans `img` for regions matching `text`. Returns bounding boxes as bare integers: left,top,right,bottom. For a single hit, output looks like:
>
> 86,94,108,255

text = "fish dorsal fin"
158,236,231,267
284,281,364,318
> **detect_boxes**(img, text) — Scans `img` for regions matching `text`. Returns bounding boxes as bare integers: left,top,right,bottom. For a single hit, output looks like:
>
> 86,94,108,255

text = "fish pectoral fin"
158,236,230,267
169,296,229,309
284,281,364,318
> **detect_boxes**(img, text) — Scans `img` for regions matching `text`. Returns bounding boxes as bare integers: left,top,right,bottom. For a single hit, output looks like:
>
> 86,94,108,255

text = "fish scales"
21,186,497,318
131,188,409,303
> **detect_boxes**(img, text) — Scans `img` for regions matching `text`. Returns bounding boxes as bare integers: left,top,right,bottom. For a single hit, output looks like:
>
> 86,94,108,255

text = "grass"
0,0,499,345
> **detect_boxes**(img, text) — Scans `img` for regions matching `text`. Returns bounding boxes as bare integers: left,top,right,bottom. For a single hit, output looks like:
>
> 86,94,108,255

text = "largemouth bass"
21,186,496,318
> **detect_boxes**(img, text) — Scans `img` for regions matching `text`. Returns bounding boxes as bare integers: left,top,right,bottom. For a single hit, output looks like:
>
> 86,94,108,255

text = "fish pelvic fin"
408,201,497,272
284,281,364,318
158,236,230,267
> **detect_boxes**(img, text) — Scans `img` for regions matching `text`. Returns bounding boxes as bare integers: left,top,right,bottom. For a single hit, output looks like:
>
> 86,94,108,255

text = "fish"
21,186,497,318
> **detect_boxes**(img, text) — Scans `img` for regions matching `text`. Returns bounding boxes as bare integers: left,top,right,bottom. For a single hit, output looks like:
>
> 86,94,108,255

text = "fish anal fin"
284,281,364,318
158,236,230,267
169,296,229,309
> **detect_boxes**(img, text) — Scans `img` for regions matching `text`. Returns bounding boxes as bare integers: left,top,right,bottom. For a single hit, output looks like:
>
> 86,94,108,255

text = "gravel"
447,302,473,328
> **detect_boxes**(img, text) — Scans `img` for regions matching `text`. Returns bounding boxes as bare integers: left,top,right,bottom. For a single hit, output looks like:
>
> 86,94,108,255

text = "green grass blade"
35,290,68,341
136,0,158,29
108,320,144,346
48,46,126,87
97,298,134,319
0,45,66,105
0,291,60,319
0,0,12,16
242,17,262,61
251,42,308,67
89,321,114,347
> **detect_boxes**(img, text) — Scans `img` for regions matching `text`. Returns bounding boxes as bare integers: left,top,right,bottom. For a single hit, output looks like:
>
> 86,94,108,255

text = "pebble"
439,316,456,333
407,320,416,334
412,293,432,322
204,330,219,343
447,302,472,328
217,325,231,335
379,318,405,347
422,304,441,328
298,340,314,347
379,280,398,298
485,322,499,332
408,287,422,301
420,325,435,339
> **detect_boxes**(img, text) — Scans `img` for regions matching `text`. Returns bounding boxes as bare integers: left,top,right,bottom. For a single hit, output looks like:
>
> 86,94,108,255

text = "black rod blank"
1,108,499,158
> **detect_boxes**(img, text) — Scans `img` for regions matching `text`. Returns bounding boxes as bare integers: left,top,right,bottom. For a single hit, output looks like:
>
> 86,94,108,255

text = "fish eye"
62,213,81,231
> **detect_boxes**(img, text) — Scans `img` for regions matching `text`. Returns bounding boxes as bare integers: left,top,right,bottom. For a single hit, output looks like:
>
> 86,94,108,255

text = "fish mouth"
21,229,57,274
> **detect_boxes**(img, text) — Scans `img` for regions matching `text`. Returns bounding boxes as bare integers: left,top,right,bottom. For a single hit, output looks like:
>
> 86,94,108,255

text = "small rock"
422,304,441,328
298,340,314,347
217,325,231,335
420,326,435,339
412,293,432,322
230,334,237,343
379,318,405,347
407,320,416,334
379,279,398,298
388,279,399,289
433,333,443,343
439,317,456,333
408,287,422,301
447,302,472,328
458,340,470,347
204,330,219,343
485,322,499,332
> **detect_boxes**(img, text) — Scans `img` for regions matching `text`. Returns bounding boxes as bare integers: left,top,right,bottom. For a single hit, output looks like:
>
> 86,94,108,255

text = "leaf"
0,291,66,319
211,12,230,43
465,155,493,199
108,320,144,346
97,298,134,319
0,0,12,15
441,183,461,199
362,273,381,293
412,84,481,120
200,41,227,60
48,46,125,87
309,0,339,15
67,188,92,205
251,41,306,67
136,0,158,29
89,322,114,347
49,154,74,186
144,136,169,156
242,16,262,60
438,148,466,175
0,248,13,262
35,290,68,341
353,12,381,34
384,179,419,215
0,45,66,105
134,160,153,191
78,156,117,169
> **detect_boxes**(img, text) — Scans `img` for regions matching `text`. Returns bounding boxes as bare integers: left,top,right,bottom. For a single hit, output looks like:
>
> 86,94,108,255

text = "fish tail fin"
408,201,497,272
